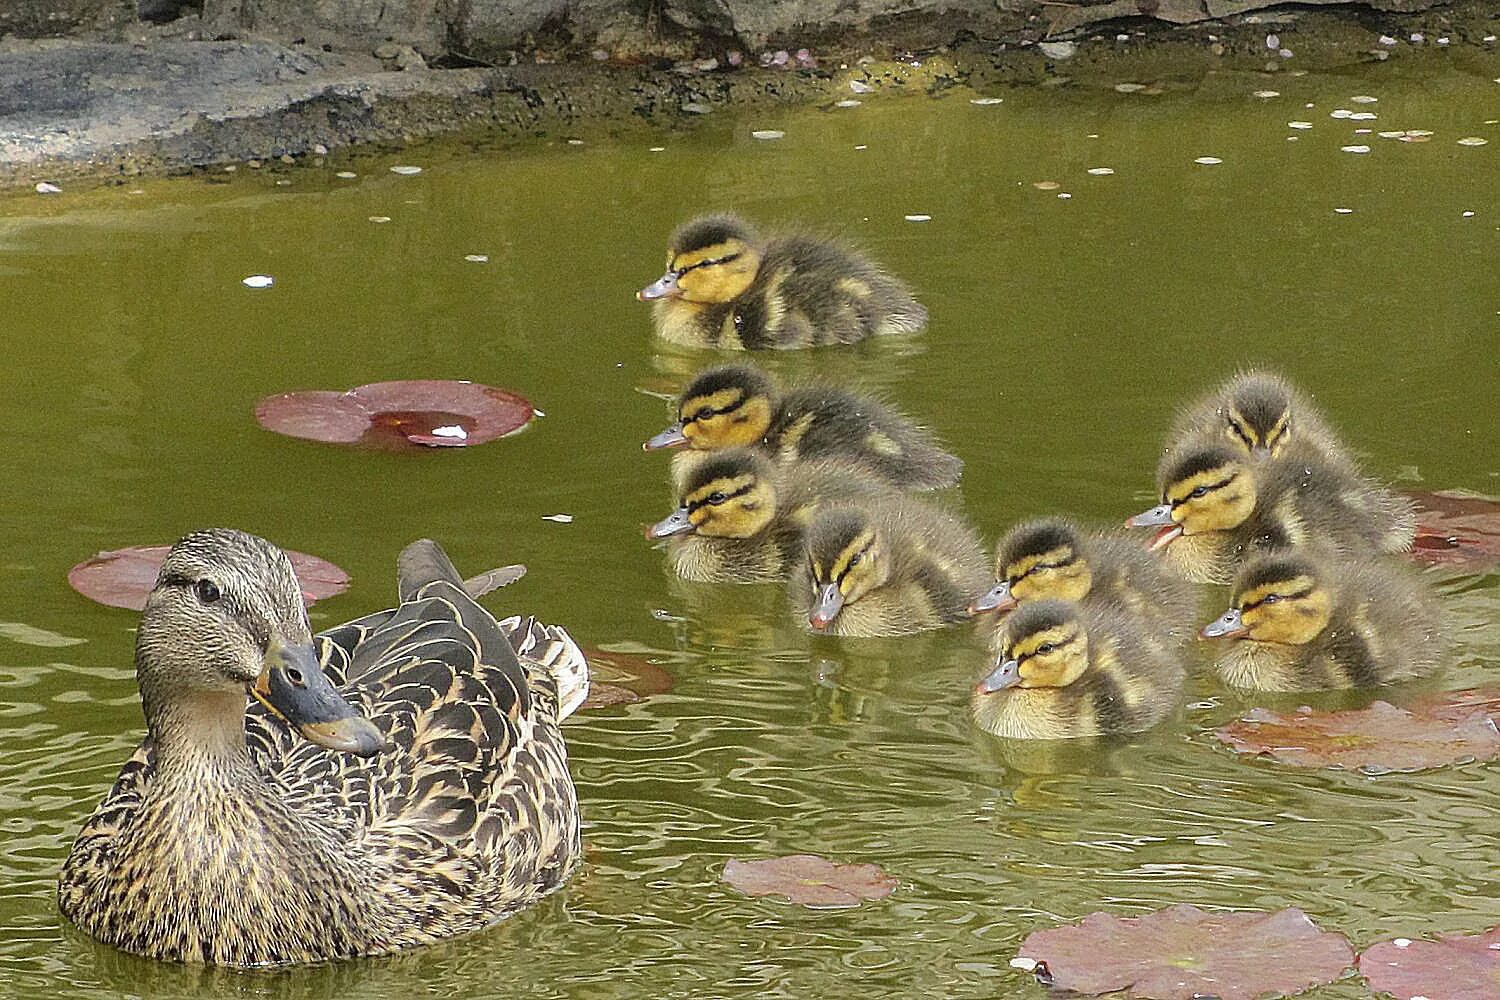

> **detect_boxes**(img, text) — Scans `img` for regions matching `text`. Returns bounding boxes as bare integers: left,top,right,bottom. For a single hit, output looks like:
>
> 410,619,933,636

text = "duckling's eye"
693,407,714,422
707,491,728,505
1263,593,1281,605
848,553,862,569
1036,642,1056,655
1189,485,1211,499
194,579,222,604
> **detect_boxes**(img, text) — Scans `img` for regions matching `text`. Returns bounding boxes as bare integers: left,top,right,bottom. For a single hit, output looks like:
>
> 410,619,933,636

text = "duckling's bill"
1125,504,1182,550
809,583,845,630
1200,608,1248,640
647,506,694,539
644,421,689,450
251,635,384,757
637,271,680,301
969,580,1016,615
976,658,1021,694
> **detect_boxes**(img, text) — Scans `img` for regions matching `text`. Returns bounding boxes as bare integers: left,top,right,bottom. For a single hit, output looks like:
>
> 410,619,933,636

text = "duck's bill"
644,422,689,451
968,580,1017,615
646,506,694,539
1125,504,1182,550
637,271,680,301
1200,608,1247,640
975,658,1021,694
808,583,845,631
252,636,385,756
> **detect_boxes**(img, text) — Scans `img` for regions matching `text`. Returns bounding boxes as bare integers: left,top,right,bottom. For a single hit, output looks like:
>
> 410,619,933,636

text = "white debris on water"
751,129,786,140
904,214,932,222
1086,167,1115,175
970,97,1003,105
35,182,61,194
430,425,467,440
464,254,489,263
1289,121,1313,129
1457,137,1489,146
1352,95,1378,104
1253,90,1280,98
368,216,391,223
1038,40,1076,59
1114,82,1146,93
542,514,574,523
1333,207,1354,214
835,99,862,108
335,171,357,179
242,275,274,288
389,165,422,175
1194,156,1222,165
1342,145,1372,154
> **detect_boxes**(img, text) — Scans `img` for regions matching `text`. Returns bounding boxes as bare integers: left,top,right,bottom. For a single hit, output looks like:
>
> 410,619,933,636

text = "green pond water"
1,56,1498,999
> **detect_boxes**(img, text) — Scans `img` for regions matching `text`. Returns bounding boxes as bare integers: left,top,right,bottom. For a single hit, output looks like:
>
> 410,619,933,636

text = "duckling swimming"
790,495,989,637
971,517,1199,640
1168,370,1350,466
1200,550,1447,691
971,599,1186,740
646,448,891,583
637,214,927,349
1125,437,1414,584
644,363,962,491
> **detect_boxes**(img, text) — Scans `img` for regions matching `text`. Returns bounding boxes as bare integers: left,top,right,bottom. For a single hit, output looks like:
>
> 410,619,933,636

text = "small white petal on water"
335,171,357,178
1350,111,1378,120
430,425,467,440
1457,136,1489,146
1279,48,1293,58
649,146,666,152
1253,90,1280,98
854,144,868,150
1010,957,1039,972
1355,128,1373,135
1033,180,1060,190
1289,121,1313,129
313,143,329,155
970,97,1003,105
35,181,61,194
904,214,932,222
1379,35,1399,45
1331,108,1354,119
368,215,392,223
533,409,546,418
1194,156,1222,164
1116,33,1130,42
850,79,875,93
566,138,585,146
1114,82,1146,93
1486,35,1498,42
1393,938,1412,948
1378,130,1405,138
1333,207,1354,214
1351,94,1378,103
751,129,785,140
1057,192,1072,199
242,274,275,288
542,514,574,523
1436,37,1450,45
1037,40,1076,59
1087,167,1114,175
835,99,862,108
1410,32,1424,42
1462,211,1476,217
1266,34,1280,49
390,165,423,175
1342,144,1372,153
464,254,489,263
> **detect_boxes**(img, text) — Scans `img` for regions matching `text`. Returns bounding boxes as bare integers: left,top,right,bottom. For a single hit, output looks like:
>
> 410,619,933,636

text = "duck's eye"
1263,593,1281,605
1036,642,1056,655
707,491,728,505
848,553,862,569
693,407,714,422
1189,485,1211,500
194,579,222,604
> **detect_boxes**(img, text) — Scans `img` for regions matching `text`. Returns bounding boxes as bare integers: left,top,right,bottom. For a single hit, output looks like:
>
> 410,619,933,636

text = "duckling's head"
643,364,777,452
137,529,382,756
1201,552,1333,645
971,519,1091,614
637,214,764,305
1126,441,1257,549
646,449,778,540
802,506,891,631
976,600,1090,693
1216,372,1296,461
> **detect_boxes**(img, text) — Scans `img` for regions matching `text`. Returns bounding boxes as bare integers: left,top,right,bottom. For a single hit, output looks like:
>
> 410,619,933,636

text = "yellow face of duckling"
1201,555,1333,646
977,604,1090,692
637,216,764,305
804,512,890,630
972,520,1095,614
1126,444,1256,549
644,365,777,452
646,451,777,540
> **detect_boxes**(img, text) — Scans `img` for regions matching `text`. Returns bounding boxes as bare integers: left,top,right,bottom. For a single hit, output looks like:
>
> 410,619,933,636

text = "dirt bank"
1,1,1496,190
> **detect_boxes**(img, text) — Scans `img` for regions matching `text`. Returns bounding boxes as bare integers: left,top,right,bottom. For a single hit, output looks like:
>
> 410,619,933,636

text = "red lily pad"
1017,904,1353,1000
255,380,533,450
1407,490,1500,570
68,544,349,610
1214,701,1500,773
1413,687,1500,728
1358,925,1500,1000
722,854,897,908
577,647,674,710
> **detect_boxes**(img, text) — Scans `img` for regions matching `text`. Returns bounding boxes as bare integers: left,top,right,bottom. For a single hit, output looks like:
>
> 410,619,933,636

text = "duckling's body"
1201,551,1446,691
790,495,990,637
638,215,927,350
973,518,1199,642
59,530,583,966
1127,438,1412,584
647,449,892,584
971,600,1185,740
647,364,962,492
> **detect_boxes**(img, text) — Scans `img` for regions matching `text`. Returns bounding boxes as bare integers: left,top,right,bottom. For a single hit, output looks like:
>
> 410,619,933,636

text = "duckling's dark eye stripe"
674,252,742,276
688,483,752,511
685,401,741,422
1171,473,1235,507
1228,419,1257,450
1013,557,1073,581
1019,633,1076,662
836,539,876,583
1241,586,1314,611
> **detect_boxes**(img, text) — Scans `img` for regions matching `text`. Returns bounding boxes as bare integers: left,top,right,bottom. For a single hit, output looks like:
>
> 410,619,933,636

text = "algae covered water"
0,57,1496,998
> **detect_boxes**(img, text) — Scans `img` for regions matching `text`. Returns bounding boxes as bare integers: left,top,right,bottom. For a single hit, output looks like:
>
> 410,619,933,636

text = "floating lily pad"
1214,702,1500,772
577,647,674,710
68,544,349,610
1411,687,1500,727
1407,490,1500,570
1016,904,1353,1000
1358,926,1500,1000
255,380,533,450
722,854,897,908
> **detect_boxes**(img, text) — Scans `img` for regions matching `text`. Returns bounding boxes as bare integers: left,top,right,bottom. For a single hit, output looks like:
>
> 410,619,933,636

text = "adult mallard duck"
970,517,1199,641
1200,550,1446,690
644,363,962,491
971,599,1186,740
636,214,927,349
58,529,585,966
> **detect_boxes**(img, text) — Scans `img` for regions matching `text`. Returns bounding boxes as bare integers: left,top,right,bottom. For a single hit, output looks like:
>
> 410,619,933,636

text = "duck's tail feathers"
397,538,467,601
463,564,528,598
501,615,591,721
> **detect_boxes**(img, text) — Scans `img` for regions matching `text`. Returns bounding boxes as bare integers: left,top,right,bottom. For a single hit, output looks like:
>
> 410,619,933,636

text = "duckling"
1200,550,1446,691
1125,436,1412,584
971,517,1199,640
636,214,927,349
644,363,962,491
971,599,1186,740
645,448,891,583
789,495,990,637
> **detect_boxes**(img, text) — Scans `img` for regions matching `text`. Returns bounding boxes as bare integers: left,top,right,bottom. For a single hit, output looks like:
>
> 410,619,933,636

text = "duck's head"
1215,371,1296,461
802,507,891,631
637,214,763,305
971,519,1091,615
1126,441,1257,550
646,449,778,540
644,364,777,452
136,529,383,756
976,599,1090,693
1201,552,1333,645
